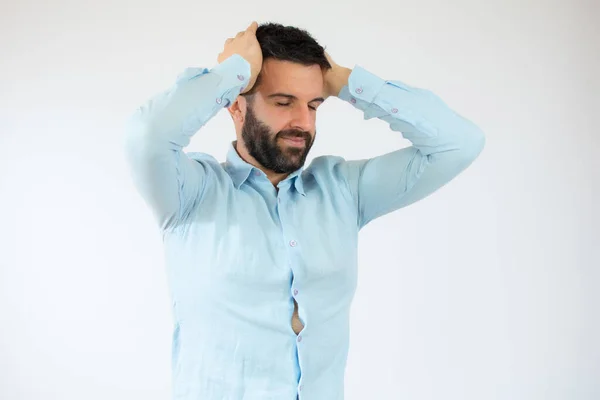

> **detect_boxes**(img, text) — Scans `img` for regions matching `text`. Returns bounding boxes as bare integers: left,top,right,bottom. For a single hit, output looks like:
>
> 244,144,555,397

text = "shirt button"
289,240,297,247
216,98,222,104
350,98,356,104
237,74,245,81
355,87,363,94
391,108,398,113
254,170,261,176
293,289,299,296
297,335,302,342
299,385,303,391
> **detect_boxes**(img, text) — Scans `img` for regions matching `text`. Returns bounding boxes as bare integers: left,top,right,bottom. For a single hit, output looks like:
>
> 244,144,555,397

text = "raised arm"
123,22,262,231
324,55,485,229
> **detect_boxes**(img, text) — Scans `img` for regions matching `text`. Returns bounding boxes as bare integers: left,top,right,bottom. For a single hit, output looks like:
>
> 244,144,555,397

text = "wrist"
331,67,352,97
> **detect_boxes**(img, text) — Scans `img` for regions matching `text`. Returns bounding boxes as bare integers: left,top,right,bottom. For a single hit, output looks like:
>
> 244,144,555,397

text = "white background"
1,0,598,399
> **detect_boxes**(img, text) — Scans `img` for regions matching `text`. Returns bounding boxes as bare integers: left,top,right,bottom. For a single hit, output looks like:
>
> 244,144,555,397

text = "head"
227,23,332,175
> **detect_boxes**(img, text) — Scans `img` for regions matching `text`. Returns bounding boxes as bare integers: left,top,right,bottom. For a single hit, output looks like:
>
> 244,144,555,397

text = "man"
124,21,485,400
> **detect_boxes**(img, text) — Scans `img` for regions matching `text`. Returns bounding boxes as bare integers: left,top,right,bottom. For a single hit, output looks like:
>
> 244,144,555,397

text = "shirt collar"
224,141,306,196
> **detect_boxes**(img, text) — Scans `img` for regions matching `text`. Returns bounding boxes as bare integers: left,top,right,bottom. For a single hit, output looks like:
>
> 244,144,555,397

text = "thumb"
247,21,258,33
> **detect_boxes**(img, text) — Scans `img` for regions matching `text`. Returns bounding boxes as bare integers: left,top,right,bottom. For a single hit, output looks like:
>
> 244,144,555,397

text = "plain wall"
1,0,598,399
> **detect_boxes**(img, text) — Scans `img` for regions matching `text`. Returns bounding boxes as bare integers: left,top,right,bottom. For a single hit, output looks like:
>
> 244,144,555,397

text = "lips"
281,136,307,146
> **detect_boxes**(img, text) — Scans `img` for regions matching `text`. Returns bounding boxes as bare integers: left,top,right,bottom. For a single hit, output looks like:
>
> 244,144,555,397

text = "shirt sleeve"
336,65,486,230
123,54,251,231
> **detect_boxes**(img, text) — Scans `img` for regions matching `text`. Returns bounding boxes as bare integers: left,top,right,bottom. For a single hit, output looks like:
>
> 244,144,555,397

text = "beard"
241,103,314,174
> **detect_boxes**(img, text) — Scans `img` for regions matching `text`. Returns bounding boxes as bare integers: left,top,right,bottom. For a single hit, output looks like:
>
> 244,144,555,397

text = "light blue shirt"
124,54,485,400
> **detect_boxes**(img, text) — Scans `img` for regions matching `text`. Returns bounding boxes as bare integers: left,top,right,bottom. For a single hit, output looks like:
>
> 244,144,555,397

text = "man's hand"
323,52,352,99
218,21,263,94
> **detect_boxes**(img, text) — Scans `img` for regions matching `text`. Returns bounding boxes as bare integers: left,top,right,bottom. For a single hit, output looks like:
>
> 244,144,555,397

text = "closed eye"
276,102,317,111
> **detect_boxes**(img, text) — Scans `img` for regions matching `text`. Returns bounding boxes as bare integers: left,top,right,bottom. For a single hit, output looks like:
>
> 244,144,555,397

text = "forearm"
337,65,485,156
125,54,250,151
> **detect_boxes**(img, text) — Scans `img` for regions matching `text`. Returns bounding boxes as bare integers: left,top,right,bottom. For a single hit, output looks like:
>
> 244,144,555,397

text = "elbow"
464,125,486,160
122,110,160,164
437,124,485,168
448,114,485,160
125,108,155,143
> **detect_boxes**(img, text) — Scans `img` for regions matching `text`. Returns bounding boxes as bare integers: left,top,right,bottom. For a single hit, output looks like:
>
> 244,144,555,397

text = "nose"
290,105,313,133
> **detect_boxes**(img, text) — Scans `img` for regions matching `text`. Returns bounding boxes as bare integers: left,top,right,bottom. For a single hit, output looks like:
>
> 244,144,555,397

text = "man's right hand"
217,21,263,94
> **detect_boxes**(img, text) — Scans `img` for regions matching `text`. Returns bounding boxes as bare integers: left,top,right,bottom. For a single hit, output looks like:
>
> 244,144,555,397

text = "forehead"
258,59,324,99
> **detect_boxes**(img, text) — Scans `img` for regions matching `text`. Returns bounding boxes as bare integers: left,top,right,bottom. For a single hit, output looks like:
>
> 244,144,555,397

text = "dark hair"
242,22,332,98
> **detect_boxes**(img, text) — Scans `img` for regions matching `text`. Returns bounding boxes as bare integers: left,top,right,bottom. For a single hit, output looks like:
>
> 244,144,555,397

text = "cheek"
268,117,291,135
252,109,283,135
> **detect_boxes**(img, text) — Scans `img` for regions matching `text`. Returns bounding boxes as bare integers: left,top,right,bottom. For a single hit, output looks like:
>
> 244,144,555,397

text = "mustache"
278,131,311,140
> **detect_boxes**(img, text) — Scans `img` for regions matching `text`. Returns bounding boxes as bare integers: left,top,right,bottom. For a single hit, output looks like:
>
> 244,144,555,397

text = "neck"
234,140,290,187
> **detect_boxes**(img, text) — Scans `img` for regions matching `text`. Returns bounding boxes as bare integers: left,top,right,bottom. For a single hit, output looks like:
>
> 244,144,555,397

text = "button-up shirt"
124,54,485,400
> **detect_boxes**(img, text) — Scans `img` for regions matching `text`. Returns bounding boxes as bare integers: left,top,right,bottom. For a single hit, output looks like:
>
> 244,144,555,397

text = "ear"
228,95,248,123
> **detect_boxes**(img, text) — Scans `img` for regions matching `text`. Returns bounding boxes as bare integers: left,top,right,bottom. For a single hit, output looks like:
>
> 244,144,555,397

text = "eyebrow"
267,93,325,103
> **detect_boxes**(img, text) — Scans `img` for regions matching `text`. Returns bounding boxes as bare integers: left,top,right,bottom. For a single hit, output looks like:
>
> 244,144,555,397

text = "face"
238,59,325,174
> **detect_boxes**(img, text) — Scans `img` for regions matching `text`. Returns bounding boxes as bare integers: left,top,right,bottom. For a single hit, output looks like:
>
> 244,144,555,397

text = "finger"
225,38,233,44
247,21,258,33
